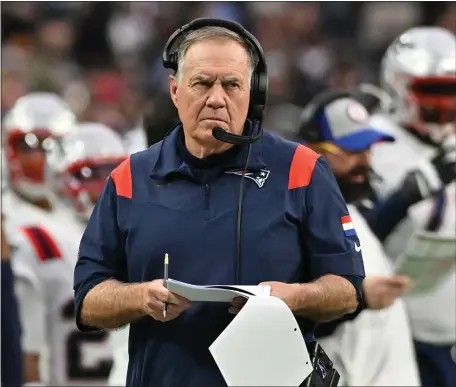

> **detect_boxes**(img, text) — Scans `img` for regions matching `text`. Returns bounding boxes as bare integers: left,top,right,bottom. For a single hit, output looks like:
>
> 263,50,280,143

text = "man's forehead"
184,39,250,73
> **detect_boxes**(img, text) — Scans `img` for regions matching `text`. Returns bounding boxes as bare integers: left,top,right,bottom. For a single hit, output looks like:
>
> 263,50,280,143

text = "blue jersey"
74,126,365,387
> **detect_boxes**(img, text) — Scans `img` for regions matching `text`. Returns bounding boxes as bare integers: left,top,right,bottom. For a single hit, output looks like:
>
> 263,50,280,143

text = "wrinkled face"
170,39,251,146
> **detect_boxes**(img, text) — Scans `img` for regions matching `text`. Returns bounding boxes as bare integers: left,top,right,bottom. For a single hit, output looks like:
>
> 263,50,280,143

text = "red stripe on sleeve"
111,156,132,199
35,226,62,259
20,226,62,261
341,215,351,224
20,227,47,261
288,144,319,190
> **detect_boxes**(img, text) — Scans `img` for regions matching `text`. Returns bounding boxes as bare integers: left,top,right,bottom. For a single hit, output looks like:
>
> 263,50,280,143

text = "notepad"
165,279,271,302
209,296,313,386
395,231,456,295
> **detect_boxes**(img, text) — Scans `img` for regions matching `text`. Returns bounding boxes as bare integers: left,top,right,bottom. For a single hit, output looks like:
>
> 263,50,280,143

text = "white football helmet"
46,122,128,222
2,92,77,201
381,26,456,144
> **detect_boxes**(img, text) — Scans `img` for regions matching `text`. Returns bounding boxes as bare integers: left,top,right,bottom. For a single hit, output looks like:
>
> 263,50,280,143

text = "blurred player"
47,122,130,386
297,91,421,385
1,147,23,387
1,94,113,385
361,27,456,386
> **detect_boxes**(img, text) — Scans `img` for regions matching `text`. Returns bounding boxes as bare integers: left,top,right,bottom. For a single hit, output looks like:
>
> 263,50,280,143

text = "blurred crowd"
2,1,455,138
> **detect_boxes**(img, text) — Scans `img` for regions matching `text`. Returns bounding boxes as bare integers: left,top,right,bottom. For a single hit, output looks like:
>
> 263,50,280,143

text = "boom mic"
212,122,261,146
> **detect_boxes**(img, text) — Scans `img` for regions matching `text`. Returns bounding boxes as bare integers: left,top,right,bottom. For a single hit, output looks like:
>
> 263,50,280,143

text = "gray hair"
175,26,256,86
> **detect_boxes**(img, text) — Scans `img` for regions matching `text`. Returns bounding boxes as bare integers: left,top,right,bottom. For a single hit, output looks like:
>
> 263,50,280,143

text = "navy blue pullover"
74,126,365,387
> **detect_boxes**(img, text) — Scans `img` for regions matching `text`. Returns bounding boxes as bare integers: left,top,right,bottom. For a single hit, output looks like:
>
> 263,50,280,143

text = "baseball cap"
317,97,395,151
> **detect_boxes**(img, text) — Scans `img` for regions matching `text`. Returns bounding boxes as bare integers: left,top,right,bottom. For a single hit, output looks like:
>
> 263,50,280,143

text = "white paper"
165,279,271,302
209,296,313,386
395,231,456,295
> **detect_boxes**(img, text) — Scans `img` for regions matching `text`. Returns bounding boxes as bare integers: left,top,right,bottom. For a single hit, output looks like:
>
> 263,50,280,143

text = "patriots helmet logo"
225,169,270,188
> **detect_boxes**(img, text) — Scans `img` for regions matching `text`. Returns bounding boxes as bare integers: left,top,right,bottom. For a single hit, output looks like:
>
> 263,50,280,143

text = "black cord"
235,144,252,285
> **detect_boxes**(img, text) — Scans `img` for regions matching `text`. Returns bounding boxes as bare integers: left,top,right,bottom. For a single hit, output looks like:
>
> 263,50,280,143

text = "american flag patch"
341,215,356,237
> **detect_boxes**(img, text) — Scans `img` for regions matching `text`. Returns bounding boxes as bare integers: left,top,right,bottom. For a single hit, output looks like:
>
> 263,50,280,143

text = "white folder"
209,296,313,386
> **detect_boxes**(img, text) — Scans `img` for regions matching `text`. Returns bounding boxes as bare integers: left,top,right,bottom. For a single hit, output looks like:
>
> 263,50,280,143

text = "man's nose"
206,84,227,109
356,149,371,166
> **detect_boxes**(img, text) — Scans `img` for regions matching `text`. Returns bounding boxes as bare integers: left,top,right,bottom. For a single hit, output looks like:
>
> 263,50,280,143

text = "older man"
74,19,365,387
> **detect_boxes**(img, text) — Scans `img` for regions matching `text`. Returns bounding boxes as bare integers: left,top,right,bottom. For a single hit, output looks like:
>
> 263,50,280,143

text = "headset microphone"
163,18,268,285
212,121,261,146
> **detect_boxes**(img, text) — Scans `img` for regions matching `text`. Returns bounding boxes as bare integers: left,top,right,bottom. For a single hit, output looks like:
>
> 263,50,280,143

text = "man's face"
170,39,251,147
319,144,373,203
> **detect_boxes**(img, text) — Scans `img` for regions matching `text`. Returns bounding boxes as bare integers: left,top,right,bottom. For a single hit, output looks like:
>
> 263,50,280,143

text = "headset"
162,18,268,285
162,17,268,146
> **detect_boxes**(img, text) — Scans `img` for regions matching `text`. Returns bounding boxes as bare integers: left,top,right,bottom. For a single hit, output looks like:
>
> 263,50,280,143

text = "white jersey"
108,327,130,386
123,126,147,155
3,191,113,385
318,205,420,386
370,113,456,344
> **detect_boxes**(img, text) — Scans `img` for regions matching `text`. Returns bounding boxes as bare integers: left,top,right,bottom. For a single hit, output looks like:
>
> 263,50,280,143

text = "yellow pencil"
163,253,169,318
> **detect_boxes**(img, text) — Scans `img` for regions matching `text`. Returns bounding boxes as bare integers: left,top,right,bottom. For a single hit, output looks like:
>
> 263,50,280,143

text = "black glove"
400,134,455,206
431,134,456,186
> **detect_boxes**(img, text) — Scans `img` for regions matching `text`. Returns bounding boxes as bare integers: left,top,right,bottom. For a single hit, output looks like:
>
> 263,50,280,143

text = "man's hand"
142,279,191,322
229,281,301,314
363,275,410,310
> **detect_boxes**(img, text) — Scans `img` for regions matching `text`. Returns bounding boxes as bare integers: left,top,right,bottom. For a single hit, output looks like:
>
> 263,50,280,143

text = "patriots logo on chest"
225,169,271,188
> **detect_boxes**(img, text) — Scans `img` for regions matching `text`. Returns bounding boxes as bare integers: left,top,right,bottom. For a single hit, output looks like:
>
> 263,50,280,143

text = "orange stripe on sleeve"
288,144,319,190
111,156,132,199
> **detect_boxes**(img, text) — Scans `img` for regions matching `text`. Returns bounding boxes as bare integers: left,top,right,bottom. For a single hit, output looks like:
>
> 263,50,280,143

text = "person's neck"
184,135,234,159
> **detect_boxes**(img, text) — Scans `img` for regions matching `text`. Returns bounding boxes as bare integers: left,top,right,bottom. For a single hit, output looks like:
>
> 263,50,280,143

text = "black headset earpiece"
298,89,357,143
162,17,268,125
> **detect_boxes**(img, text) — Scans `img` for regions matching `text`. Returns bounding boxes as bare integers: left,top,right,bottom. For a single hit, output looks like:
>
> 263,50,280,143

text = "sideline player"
2,94,113,385
48,122,130,387
296,91,421,385
363,27,456,387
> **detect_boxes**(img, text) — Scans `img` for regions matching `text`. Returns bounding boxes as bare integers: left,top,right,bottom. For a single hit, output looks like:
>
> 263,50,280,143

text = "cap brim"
333,128,395,152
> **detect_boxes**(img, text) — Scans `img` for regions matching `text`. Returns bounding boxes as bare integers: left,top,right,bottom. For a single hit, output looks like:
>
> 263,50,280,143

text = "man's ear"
169,75,178,109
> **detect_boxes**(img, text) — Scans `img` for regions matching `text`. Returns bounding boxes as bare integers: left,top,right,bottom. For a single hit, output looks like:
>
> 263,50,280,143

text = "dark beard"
336,178,374,204
336,166,375,204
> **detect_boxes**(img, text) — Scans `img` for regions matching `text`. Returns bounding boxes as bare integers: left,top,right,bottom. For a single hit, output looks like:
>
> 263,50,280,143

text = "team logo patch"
347,101,369,124
341,215,357,237
225,169,270,188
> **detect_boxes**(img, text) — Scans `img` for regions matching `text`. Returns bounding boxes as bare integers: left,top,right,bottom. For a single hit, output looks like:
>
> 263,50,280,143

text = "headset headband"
162,18,268,121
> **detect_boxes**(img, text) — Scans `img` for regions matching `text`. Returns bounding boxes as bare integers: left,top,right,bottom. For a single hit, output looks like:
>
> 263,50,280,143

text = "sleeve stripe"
20,226,62,261
341,215,351,223
288,144,320,190
111,156,132,199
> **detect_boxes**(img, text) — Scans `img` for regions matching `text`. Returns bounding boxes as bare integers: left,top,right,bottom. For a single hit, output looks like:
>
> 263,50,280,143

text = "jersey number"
61,300,113,380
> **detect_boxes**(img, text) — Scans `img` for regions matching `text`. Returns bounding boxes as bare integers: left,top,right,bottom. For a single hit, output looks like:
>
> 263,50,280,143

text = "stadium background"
1,0,455,383
2,1,455,138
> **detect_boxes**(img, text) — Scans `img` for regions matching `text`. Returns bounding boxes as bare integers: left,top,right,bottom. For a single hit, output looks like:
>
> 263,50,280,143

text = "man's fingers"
228,306,241,315
166,292,191,308
389,275,411,286
231,296,246,307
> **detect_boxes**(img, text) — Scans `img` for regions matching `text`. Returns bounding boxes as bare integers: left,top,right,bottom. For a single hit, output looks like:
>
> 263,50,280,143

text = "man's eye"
226,82,240,89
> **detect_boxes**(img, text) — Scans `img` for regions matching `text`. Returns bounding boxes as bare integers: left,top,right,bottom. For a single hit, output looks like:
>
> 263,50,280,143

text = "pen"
163,253,169,318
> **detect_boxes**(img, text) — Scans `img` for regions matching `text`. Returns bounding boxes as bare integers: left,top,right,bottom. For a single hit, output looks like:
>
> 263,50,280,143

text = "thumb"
388,275,411,288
